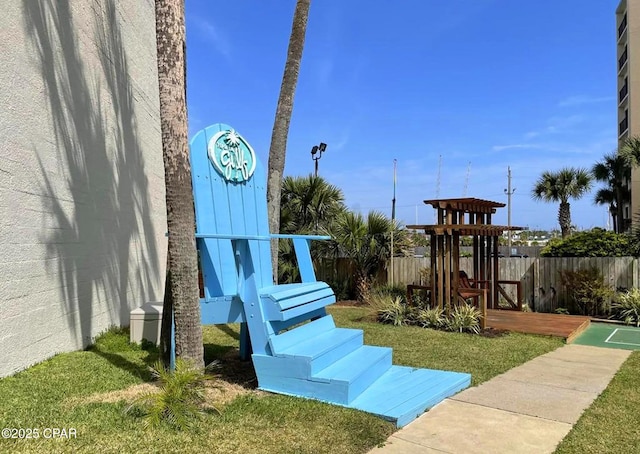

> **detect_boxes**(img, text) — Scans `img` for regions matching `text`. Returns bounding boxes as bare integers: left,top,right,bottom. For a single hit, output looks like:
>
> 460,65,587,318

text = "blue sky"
185,0,621,231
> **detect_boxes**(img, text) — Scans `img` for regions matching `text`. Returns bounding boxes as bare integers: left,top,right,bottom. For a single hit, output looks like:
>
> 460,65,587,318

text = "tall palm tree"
155,0,203,368
266,0,311,279
593,187,621,232
592,152,631,233
532,168,593,238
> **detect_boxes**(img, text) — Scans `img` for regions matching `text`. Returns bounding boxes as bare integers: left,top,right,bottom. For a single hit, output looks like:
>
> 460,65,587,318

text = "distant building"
617,0,637,229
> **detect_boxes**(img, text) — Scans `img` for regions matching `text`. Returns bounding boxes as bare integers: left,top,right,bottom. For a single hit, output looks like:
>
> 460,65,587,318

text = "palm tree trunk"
558,201,571,238
155,0,203,368
266,0,311,281
615,187,624,233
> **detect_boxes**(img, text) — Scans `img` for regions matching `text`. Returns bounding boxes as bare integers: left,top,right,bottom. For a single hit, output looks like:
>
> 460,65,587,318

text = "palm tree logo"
207,128,256,182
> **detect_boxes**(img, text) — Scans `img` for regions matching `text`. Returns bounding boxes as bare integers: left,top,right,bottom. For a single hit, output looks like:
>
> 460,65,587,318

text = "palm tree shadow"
21,0,161,364
90,348,160,382
205,345,258,389
203,325,257,388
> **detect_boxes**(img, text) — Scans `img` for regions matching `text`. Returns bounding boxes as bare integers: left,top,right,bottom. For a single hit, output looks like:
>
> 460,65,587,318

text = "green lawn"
554,351,640,454
0,307,563,453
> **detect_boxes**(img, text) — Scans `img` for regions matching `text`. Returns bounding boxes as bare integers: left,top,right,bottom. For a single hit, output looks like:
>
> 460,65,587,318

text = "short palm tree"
278,175,345,283
532,168,593,238
329,211,408,299
592,152,631,233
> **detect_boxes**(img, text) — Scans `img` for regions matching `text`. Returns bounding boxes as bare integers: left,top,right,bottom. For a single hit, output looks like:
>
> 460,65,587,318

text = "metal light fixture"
311,142,328,176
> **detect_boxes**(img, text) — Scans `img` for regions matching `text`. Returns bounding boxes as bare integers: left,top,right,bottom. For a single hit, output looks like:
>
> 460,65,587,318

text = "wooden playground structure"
407,198,525,329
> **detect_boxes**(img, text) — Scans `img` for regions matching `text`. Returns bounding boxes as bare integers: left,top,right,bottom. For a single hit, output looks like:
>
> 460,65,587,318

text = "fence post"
533,258,540,311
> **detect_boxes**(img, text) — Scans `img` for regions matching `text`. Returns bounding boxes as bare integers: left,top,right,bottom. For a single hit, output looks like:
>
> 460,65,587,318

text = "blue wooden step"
269,314,336,354
348,365,471,427
276,327,363,375
312,345,392,404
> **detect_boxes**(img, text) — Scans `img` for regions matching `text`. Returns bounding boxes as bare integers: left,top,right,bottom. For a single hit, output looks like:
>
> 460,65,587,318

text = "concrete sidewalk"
371,344,631,454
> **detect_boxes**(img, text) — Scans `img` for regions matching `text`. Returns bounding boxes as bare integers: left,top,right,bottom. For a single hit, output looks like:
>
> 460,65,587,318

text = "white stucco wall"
0,0,167,377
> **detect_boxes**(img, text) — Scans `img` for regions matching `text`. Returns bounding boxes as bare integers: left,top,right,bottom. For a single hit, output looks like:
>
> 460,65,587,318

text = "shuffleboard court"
573,323,640,350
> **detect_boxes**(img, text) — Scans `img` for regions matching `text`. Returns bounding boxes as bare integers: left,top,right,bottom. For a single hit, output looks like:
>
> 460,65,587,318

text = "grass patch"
554,351,640,454
0,307,564,453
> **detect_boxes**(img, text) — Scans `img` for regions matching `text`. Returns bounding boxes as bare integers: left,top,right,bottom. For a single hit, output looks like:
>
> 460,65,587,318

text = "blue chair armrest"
271,233,331,241
196,233,271,240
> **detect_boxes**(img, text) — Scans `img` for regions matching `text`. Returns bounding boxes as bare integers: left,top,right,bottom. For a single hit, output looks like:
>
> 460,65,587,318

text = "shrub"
126,359,217,429
374,284,408,304
612,289,640,327
559,267,615,316
415,307,445,329
541,228,634,257
445,304,481,334
377,296,411,326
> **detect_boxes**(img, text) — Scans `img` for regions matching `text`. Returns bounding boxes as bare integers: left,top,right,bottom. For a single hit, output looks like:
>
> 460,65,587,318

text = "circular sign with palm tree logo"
207,129,256,182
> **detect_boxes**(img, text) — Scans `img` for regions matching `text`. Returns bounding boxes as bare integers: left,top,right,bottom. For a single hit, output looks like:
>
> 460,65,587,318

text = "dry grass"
67,378,261,409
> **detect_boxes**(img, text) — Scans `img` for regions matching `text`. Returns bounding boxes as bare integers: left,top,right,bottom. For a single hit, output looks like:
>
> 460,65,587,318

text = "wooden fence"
385,257,639,312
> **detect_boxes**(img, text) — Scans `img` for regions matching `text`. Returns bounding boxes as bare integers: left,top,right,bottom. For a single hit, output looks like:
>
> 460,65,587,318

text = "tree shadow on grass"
204,345,258,389
203,325,257,389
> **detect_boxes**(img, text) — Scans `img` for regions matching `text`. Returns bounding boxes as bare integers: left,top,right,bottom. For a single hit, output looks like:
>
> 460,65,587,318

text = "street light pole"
310,142,327,177
504,166,516,252
391,159,397,285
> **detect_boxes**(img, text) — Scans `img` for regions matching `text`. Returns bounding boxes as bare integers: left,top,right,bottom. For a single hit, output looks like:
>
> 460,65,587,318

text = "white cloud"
558,95,615,108
492,144,543,152
190,17,231,59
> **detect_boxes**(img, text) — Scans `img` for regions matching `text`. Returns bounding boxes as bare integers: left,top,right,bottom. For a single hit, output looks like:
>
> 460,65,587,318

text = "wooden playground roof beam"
407,224,527,236
422,197,505,214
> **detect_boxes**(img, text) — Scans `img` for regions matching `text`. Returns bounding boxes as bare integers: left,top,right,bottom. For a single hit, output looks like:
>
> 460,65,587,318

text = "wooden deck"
486,310,591,343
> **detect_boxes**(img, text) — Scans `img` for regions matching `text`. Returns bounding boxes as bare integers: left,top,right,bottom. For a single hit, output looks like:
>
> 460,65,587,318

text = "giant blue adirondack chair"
188,123,471,427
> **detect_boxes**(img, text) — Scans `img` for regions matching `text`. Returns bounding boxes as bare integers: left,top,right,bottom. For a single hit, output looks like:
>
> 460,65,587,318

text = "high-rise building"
617,0,637,229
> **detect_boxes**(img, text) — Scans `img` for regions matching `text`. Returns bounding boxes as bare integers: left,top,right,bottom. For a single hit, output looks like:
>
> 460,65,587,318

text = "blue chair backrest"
189,123,273,300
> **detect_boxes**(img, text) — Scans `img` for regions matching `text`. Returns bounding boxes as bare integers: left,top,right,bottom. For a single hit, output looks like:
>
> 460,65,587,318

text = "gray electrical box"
130,302,163,345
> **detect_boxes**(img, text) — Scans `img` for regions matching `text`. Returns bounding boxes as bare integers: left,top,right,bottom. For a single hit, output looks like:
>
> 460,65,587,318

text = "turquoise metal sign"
207,129,256,182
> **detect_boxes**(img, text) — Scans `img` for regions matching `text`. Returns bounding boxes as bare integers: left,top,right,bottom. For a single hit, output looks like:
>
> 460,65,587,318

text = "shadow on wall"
22,0,161,346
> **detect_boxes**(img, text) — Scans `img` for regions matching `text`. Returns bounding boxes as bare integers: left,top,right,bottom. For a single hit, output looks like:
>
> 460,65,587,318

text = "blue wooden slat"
196,233,271,240
200,296,245,324
292,238,316,282
257,374,347,403
260,282,329,301
271,234,331,240
263,295,336,321
266,287,335,312
269,307,327,334
252,353,312,380
249,158,274,288
269,314,335,353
